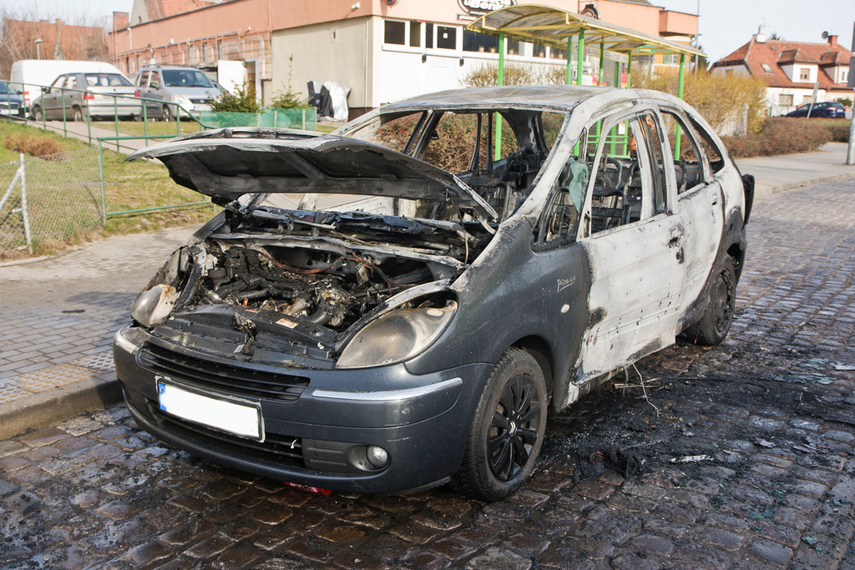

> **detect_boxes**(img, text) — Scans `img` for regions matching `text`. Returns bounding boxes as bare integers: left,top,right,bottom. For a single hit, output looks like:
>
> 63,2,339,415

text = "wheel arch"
510,335,554,405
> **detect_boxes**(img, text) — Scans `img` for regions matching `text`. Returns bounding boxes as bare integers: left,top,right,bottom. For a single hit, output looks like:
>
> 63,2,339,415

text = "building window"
463,30,498,53
799,68,810,81
425,23,434,49
436,26,457,50
507,39,521,56
409,21,421,48
217,39,223,60
761,63,773,73
202,42,208,64
842,70,848,83
533,43,547,58
779,94,793,106
384,20,406,45
802,95,813,104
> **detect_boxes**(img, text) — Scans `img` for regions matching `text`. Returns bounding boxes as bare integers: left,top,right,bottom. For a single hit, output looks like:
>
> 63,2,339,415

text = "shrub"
720,118,831,158
4,133,63,158
270,86,309,109
825,121,851,143
461,62,565,87
633,70,768,134
210,82,262,113
271,54,309,109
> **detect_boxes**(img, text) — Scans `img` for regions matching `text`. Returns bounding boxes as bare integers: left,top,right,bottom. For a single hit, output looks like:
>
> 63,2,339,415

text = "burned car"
114,86,753,501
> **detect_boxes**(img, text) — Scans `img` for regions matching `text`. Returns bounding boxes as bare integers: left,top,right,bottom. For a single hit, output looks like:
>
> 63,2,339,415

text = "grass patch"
106,120,203,138
0,121,215,258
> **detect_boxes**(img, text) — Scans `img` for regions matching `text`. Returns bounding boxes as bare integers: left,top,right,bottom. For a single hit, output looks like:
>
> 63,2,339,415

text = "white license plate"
157,378,263,441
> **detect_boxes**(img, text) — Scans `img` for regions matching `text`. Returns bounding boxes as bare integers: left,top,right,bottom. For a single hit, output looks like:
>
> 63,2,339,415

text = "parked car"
10,59,125,115
786,101,846,118
0,80,25,118
134,65,221,121
114,85,753,501
30,71,141,122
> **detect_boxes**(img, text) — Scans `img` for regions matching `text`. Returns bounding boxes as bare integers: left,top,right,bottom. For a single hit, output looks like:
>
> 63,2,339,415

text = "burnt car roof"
376,85,628,114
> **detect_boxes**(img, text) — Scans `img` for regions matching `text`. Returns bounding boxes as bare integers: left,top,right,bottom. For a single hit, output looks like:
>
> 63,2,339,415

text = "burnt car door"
574,109,686,380
659,107,724,307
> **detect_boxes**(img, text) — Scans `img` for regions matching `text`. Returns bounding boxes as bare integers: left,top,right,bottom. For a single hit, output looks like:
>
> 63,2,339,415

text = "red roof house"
711,34,852,116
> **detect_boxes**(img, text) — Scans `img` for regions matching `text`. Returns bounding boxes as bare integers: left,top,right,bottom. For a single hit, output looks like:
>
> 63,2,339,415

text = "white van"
10,60,124,115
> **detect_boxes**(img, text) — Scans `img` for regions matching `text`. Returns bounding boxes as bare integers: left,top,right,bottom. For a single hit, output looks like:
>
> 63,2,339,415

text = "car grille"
137,343,309,402
190,98,209,104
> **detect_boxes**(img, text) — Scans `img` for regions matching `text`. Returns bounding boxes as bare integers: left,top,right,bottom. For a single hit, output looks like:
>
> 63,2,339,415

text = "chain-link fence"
0,148,103,259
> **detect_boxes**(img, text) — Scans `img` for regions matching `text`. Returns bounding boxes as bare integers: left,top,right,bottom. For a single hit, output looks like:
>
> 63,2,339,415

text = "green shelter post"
576,29,585,86
674,53,686,159
565,36,573,85
626,50,632,88
494,32,505,160
598,42,605,85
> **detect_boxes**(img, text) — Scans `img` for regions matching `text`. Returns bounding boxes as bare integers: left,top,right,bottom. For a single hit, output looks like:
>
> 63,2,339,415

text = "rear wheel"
687,256,736,345
451,348,547,501
161,105,172,122
72,106,84,122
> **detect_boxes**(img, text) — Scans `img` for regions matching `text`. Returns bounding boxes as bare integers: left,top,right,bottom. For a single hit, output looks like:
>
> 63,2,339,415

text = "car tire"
687,256,736,346
451,348,547,501
32,106,42,122
72,107,84,122
162,105,172,122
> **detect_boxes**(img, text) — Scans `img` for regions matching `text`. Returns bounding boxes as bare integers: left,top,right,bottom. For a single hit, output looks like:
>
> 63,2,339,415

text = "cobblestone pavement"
2,178,854,569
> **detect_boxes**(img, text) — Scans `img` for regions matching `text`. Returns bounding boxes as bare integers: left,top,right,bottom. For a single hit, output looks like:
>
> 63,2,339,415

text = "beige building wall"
269,17,376,112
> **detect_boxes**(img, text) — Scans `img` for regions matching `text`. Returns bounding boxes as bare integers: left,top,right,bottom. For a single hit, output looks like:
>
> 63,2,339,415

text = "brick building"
108,0,697,117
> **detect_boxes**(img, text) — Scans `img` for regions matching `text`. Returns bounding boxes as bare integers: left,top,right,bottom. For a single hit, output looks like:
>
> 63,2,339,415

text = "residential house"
711,34,853,116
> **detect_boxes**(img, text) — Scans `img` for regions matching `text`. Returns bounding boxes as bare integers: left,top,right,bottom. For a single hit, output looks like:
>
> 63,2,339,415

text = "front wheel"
32,106,43,122
451,348,547,501
687,256,736,346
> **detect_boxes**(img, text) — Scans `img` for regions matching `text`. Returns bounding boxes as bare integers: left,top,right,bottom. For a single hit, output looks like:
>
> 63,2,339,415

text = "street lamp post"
35,39,42,60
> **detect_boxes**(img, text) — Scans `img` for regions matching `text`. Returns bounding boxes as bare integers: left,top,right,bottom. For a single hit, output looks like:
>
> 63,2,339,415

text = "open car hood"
128,128,497,220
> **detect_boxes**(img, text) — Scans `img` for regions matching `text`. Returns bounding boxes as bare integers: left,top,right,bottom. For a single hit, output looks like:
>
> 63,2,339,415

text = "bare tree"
1,2,111,78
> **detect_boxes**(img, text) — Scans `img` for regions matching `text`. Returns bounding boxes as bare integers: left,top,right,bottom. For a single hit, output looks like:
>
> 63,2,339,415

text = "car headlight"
130,284,179,328
336,302,457,369
172,94,191,107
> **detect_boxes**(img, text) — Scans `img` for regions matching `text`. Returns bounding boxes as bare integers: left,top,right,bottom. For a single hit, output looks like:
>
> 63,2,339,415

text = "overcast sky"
10,0,855,65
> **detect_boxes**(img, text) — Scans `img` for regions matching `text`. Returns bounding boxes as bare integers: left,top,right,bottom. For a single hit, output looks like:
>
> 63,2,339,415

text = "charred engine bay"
145,206,490,363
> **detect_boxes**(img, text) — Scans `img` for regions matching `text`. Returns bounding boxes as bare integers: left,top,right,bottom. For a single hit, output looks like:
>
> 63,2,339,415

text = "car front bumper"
113,325,487,494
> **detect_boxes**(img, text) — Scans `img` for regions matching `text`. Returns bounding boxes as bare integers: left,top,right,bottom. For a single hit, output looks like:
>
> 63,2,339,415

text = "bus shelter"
467,4,706,158
467,4,705,92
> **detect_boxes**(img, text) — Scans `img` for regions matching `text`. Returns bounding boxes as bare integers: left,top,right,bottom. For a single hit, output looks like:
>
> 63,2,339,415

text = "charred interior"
142,205,492,340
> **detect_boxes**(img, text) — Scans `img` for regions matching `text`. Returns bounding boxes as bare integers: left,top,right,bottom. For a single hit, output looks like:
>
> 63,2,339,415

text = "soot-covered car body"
114,86,753,500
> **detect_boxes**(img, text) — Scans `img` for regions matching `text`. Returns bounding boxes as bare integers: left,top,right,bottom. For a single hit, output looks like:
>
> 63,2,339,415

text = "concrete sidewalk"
0,144,853,438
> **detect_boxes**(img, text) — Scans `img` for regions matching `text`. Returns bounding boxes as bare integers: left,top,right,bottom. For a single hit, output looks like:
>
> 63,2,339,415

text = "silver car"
30,72,141,121
135,66,221,121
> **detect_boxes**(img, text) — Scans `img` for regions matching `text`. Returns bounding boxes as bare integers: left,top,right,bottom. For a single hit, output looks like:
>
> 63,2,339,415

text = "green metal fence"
199,108,316,130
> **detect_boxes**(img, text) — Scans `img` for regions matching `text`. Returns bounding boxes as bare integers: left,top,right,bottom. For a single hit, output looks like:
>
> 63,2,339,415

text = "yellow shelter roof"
467,4,705,58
